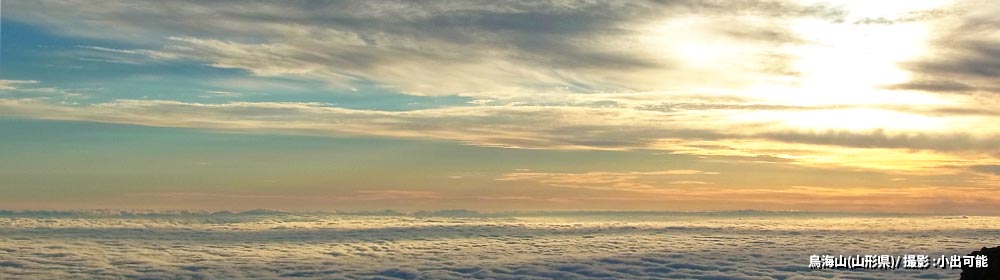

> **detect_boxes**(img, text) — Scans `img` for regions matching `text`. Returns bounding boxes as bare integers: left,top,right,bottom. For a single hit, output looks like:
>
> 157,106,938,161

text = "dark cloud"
851,8,952,25
758,129,1000,152
893,0,1000,95
931,107,1000,116
970,165,1000,175
713,24,805,44
911,41,1000,80
885,80,975,93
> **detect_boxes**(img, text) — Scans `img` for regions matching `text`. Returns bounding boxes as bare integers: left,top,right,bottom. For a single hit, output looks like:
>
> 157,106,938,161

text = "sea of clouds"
0,210,996,279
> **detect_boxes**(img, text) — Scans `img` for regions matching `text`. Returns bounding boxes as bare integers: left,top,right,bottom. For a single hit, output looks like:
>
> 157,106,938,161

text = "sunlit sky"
1,0,999,213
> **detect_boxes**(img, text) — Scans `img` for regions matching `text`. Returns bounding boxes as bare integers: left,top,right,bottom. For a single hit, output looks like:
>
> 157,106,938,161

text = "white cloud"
199,91,244,98
0,212,986,279
0,80,39,90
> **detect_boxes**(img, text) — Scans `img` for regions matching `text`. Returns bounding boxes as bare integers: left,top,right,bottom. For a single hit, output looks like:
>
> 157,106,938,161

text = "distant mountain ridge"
0,209,940,218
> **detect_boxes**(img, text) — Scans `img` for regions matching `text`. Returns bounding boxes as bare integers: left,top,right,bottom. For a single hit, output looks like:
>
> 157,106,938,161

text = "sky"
1,0,999,213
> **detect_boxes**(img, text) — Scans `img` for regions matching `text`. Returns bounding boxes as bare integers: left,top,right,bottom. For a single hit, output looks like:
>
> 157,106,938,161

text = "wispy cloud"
70,45,180,64
4,0,849,96
198,91,244,98
0,80,86,99
1,97,997,174
0,80,39,90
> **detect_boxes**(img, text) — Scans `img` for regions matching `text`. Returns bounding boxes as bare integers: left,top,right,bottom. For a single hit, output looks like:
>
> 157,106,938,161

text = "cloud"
126,190,442,202
70,46,181,65
199,91,244,99
885,79,976,93
497,170,720,192
0,80,86,99
970,165,1000,175
891,0,1000,95
2,97,998,175
757,129,1000,152
3,0,999,180
4,97,997,151
5,0,845,96
0,98,730,150
667,180,711,185
0,80,39,90
0,212,989,279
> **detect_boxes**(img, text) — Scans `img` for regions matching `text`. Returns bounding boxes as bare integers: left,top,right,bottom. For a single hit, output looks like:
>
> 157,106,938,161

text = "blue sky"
2,0,1000,213
1,19,471,110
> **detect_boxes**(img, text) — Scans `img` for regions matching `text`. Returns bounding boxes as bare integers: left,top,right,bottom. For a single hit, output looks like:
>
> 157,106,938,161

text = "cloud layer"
0,212,990,279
